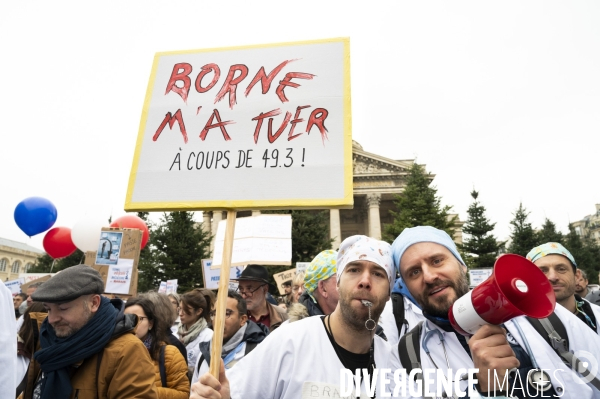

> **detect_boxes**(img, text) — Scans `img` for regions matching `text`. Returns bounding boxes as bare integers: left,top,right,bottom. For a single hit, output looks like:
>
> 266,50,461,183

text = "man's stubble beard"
417,267,470,319
338,286,386,333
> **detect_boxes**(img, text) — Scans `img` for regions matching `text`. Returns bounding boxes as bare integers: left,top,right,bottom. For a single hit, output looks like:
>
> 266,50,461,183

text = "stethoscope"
420,323,466,399
511,321,553,392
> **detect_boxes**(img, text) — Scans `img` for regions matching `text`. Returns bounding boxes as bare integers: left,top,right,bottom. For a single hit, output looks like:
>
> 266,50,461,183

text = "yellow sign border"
125,37,352,211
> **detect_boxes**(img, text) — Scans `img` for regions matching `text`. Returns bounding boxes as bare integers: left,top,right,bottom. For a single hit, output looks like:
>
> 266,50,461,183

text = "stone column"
366,193,382,240
329,209,342,249
202,212,211,235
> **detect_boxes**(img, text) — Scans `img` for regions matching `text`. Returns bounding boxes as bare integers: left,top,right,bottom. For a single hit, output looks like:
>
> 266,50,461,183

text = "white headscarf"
337,235,394,292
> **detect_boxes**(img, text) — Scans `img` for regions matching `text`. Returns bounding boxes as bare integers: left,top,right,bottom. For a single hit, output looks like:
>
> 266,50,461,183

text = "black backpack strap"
196,354,205,374
244,341,258,355
159,345,167,387
527,312,569,355
391,293,408,337
398,321,423,376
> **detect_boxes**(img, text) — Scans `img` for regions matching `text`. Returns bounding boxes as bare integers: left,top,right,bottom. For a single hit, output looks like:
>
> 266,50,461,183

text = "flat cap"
31,264,104,303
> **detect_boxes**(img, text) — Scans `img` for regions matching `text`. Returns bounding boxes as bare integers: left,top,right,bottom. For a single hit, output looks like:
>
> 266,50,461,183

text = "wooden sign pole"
209,210,237,377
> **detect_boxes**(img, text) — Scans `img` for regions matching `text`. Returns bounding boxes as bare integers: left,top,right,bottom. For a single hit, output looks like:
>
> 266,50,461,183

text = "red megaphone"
448,254,555,336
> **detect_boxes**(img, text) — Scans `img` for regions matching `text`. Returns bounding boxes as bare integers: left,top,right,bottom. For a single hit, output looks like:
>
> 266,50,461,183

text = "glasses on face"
209,309,234,320
237,284,266,296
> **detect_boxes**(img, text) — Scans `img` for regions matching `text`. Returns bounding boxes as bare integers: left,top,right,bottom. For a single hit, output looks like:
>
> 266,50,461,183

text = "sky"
1,1,599,252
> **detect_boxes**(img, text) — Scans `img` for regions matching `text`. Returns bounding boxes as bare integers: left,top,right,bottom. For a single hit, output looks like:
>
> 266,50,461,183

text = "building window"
0,259,6,272
24,263,33,272
11,261,21,274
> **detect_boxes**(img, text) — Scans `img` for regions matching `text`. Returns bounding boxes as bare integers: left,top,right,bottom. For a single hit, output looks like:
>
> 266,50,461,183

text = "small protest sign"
273,268,296,295
296,262,310,275
469,268,493,287
202,259,244,290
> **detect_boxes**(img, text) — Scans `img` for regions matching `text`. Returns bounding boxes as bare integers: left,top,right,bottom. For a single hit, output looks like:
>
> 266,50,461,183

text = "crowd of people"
2,227,600,399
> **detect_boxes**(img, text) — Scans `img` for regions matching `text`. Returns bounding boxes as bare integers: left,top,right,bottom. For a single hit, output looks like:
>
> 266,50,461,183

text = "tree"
460,190,502,268
507,203,538,257
262,210,333,293
535,218,564,245
152,211,211,293
135,212,160,293
383,163,457,243
564,224,600,284
31,249,86,273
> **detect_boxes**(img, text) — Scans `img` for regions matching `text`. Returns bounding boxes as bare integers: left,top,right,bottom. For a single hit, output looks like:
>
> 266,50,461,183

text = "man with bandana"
527,242,600,333
191,235,397,399
297,249,340,316
390,226,600,399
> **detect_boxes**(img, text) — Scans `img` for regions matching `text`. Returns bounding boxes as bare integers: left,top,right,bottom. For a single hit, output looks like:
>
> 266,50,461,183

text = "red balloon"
110,215,150,249
43,227,77,259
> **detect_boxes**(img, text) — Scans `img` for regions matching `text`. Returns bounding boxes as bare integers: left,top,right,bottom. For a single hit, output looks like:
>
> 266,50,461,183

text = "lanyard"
223,342,245,369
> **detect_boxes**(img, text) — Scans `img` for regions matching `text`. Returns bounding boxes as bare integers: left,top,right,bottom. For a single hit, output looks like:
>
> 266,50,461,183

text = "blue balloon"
14,197,58,237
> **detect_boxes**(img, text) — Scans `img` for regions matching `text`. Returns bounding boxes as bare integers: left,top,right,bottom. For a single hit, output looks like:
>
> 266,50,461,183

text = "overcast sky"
1,1,599,252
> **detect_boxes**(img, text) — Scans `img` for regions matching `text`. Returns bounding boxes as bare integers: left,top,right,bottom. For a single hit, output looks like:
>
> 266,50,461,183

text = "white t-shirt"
227,316,395,399
184,327,213,369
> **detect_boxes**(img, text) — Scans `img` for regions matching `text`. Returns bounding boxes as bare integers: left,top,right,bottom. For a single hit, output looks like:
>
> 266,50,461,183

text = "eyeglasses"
209,309,234,320
236,284,266,296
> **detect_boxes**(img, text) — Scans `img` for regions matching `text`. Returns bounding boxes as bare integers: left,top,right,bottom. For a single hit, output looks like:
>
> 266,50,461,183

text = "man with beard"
392,227,600,399
190,235,396,399
25,265,158,399
527,242,600,333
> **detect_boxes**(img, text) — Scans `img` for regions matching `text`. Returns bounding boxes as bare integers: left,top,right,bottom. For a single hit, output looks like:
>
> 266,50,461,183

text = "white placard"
158,281,167,293
202,259,245,289
19,273,56,283
105,259,134,295
125,38,353,211
5,278,24,295
469,268,493,286
296,262,310,275
212,215,292,268
166,279,178,294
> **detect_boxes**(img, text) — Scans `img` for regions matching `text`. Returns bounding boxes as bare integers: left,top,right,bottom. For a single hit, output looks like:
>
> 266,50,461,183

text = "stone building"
206,141,462,250
571,204,600,245
0,237,45,281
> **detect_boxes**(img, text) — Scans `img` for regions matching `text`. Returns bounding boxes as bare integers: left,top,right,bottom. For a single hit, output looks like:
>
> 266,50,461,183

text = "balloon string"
50,259,56,273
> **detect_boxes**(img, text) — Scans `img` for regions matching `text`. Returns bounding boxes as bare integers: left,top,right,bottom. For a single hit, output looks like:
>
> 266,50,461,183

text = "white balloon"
71,217,107,252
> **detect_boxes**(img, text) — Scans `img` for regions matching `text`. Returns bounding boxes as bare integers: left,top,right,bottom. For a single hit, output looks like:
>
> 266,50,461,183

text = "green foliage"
507,203,538,257
261,210,333,295
535,219,564,245
135,212,161,293
383,163,456,243
460,190,502,268
151,211,211,293
564,224,600,284
31,249,86,273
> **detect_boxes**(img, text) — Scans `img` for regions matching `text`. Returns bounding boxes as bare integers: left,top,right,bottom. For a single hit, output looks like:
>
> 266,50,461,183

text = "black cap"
232,265,275,289
31,265,104,303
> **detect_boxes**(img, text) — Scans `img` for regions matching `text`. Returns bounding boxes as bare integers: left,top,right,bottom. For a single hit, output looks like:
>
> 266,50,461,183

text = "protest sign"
85,228,142,296
5,278,24,295
202,259,244,290
125,38,352,212
20,275,53,292
158,281,167,293
273,268,296,295
469,268,493,287
212,214,291,268
166,279,178,294
296,262,310,275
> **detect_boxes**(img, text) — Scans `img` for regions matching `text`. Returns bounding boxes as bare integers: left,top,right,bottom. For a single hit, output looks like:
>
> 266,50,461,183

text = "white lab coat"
389,304,600,399
227,316,396,398
191,341,249,384
0,281,16,399
379,296,425,346
583,298,600,334
184,327,213,369
506,303,600,399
